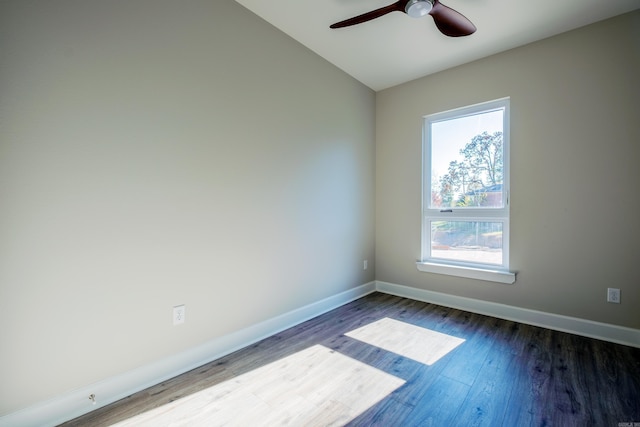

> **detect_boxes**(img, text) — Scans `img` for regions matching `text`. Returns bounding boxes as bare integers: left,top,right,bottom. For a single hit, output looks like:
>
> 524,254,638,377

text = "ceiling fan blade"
429,0,476,37
330,0,405,29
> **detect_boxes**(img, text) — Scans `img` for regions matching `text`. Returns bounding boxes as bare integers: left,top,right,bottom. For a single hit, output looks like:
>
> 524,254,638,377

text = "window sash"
422,98,510,272
423,216,510,270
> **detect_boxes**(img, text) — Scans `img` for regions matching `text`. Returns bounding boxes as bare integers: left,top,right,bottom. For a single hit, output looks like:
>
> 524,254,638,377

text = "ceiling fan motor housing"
406,0,434,18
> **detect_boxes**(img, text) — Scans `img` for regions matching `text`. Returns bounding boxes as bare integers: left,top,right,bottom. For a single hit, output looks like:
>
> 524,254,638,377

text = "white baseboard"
5,279,636,427
375,280,640,348
0,282,376,427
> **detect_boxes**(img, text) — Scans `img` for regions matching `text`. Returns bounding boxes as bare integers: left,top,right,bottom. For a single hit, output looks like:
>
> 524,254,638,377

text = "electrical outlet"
363,260,368,270
173,305,185,325
607,288,620,304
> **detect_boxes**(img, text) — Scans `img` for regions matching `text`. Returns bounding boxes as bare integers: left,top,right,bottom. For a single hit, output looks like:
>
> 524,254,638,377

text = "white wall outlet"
173,305,185,325
607,288,620,304
363,260,368,270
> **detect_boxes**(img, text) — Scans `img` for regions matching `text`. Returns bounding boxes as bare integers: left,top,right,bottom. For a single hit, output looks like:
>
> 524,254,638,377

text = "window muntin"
422,98,510,271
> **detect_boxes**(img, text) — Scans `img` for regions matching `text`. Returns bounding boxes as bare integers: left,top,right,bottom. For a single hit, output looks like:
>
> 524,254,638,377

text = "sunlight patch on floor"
345,317,465,365
110,345,405,426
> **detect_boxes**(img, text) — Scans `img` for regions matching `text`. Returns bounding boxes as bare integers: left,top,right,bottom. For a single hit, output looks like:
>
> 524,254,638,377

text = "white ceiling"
234,0,639,91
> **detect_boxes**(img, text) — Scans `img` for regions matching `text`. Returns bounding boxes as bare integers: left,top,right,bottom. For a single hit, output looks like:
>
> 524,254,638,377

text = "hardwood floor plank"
438,313,497,386
409,375,471,426
501,325,554,426
541,332,596,426
452,345,516,426
589,335,640,423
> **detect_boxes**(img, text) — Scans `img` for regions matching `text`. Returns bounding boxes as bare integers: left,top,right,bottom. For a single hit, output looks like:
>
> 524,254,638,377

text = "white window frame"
417,98,515,284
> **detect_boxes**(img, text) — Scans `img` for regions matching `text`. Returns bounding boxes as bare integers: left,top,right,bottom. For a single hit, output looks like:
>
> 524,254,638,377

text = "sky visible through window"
430,109,504,186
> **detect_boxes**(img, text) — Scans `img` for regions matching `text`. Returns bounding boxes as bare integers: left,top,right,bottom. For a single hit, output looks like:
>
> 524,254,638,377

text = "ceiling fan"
330,0,476,37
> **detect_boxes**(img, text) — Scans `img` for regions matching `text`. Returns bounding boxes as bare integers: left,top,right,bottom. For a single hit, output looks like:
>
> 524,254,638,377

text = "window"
418,98,515,284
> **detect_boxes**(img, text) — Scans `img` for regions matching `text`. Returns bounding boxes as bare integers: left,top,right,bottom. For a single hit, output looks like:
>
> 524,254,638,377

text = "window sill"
416,261,516,284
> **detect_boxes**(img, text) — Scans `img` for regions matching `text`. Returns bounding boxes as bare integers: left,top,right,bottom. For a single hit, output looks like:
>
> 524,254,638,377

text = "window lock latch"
440,209,453,213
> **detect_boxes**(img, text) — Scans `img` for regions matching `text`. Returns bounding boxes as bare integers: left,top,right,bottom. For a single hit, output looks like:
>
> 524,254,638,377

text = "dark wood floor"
62,292,640,426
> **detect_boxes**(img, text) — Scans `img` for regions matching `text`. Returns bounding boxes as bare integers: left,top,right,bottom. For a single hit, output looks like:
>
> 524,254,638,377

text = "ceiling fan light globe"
405,0,433,18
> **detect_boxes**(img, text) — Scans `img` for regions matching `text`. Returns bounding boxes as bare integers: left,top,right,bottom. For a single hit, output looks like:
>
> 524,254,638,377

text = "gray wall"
0,0,375,415
2,0,638,418
376,11,640,330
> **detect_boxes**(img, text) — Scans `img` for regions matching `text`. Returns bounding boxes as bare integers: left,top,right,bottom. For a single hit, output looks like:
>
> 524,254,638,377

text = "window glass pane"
431,221,503,265
430,110,504,209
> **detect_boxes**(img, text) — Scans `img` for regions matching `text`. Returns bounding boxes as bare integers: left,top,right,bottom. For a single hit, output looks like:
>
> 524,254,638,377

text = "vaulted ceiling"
235,0,639,91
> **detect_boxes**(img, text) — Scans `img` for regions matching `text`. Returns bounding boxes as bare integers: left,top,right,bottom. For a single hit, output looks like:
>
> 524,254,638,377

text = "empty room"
0,1,638,426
